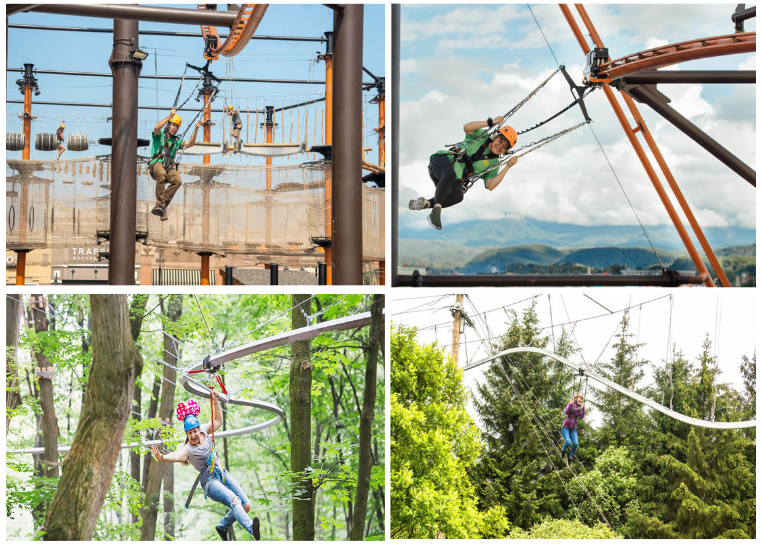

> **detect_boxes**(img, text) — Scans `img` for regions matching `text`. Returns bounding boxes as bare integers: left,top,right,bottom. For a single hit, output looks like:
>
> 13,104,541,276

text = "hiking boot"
160,207,168,221
408,197,428,211
428,206,442,230
151,204,163,216
252,517,260,541
215,526,229,541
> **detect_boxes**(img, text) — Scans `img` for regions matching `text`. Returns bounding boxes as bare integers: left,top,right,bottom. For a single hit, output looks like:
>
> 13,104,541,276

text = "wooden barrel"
35,133,58,151
67,133,89,152
6,132,25,151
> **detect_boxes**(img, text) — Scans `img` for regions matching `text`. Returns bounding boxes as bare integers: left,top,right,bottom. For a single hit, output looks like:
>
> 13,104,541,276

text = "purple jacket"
562,401,585,430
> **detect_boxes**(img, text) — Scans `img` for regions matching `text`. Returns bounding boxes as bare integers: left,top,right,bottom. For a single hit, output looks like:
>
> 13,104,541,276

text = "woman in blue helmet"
151,390,260,541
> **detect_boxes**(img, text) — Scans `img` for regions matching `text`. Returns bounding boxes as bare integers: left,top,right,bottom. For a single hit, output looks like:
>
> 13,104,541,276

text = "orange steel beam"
598,32,756,80
203,93,212,164
265,109,274,248
324,52,334,285
561,4,716,286
620,92,731,287
199,4,268,60
16,252,27,286
200,254,211,285
22,86,33,160
574,4,729,286
377,95,385,168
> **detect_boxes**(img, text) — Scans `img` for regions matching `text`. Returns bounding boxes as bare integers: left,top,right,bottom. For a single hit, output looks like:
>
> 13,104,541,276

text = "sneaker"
151,204,163,216
215,526,229,541
252,516,260,541
160,207,168,221
428,206,442,230
408,197,428,211
567,457,574,466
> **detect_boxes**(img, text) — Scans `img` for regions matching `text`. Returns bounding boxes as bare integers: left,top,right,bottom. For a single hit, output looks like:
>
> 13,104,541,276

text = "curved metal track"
598,32,756,80
199,4,268,60
8,310,378,455
464,346,756,430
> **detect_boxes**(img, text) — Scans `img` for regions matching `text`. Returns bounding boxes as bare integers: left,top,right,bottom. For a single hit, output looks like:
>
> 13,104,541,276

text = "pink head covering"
176,399,201,422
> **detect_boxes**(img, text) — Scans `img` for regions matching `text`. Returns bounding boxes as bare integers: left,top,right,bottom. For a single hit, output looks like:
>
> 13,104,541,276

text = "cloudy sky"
390,290,756,426
398,4,756,234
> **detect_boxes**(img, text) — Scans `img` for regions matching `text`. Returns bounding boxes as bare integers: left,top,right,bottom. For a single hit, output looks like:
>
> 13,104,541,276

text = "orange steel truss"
560,4,742,287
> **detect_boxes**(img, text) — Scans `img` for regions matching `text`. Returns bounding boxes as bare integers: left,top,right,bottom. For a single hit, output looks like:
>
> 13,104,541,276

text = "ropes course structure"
7,300,381,455
465,346,756,430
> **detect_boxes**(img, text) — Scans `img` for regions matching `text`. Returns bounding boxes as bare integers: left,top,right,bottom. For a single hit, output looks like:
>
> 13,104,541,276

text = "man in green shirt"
408,116,519,230
149,107,201,221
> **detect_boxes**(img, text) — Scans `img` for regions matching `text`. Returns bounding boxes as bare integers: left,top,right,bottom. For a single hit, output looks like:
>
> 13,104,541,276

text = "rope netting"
6,158,385,260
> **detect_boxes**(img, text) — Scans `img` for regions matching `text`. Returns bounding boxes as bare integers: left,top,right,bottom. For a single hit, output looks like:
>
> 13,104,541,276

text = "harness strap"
185,473,202,509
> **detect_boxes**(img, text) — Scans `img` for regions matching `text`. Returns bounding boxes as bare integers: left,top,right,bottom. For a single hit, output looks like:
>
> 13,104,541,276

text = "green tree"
592,310,647,449
508,518,620,539
391,326,506,539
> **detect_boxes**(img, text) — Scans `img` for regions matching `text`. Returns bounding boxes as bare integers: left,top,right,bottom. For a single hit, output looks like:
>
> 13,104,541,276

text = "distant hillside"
558,247,682,269
715,244,756,257
461,245,566,274
400,217,756,251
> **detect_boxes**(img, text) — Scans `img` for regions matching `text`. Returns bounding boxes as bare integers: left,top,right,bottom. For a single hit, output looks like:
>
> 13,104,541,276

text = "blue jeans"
561,426,579,459
204,468,253,534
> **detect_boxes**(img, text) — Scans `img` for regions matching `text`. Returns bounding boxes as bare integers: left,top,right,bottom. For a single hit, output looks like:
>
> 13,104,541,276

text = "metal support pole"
15,251,29,286
332,4,364,285
108,18,141,285
270,263,278,285
616,70,756,85
398,271,705,287
625,84,756,186
224,265,233,285
29,4,239,26
318,262,327,285
323,32,334,285
199,253,211,285
265,105,274,248
391,4,400,287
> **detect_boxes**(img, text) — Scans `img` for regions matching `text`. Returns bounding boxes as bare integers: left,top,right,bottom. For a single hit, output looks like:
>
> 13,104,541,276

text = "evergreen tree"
592,310,647,449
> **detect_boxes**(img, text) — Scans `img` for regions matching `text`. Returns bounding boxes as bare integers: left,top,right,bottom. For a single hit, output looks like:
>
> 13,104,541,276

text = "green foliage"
93,471,144,540
6,461,59,525
391,326,504,539
507,518,621,539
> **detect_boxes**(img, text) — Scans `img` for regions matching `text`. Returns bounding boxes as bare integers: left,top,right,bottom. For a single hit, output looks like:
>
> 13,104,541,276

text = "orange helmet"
169,114,182,126
227,105,234,110
60,124,65,129
496,125,517,149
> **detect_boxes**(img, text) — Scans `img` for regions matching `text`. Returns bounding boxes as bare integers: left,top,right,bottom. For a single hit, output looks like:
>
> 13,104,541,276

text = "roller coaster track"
199,4,269,60
464,347,756,430
597,32,756,80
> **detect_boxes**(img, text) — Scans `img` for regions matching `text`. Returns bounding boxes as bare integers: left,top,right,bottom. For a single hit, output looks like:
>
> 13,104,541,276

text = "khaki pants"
150,162,182,207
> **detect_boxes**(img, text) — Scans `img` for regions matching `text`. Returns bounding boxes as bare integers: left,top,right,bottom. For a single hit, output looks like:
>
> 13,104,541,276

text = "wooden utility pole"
451,294,464,366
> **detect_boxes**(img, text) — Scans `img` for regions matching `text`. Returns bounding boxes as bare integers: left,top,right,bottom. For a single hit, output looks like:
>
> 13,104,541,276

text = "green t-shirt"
148,131,185,167
431,128,501,186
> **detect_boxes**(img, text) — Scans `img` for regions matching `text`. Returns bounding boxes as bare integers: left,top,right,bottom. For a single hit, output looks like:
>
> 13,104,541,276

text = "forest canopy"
6,294,385,541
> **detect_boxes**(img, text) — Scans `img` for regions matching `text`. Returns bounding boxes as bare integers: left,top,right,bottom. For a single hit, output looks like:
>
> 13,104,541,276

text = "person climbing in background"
408,115,519,230
149,107,201,221
56,123,65,160
225,105,243,152
560,392,586,466
150,391,261,541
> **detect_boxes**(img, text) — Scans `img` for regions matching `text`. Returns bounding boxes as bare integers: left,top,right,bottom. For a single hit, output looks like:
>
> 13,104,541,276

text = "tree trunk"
141,374,162,490
6,293,23,434
141,295,182,541
290,294,314,540
128,294,149,508
349,294,383,540
31,295,60,479
43,295,141,540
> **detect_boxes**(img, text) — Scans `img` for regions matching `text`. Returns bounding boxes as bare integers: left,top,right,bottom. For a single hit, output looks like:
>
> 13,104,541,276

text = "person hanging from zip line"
149,107,201,221
150,390,261,541
56,123,65,160
408,116,519,230
225,105,243,152
560,392,586,466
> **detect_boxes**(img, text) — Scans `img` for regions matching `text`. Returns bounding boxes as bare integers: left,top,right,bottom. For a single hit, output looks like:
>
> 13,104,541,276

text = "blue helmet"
184,414,201,433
